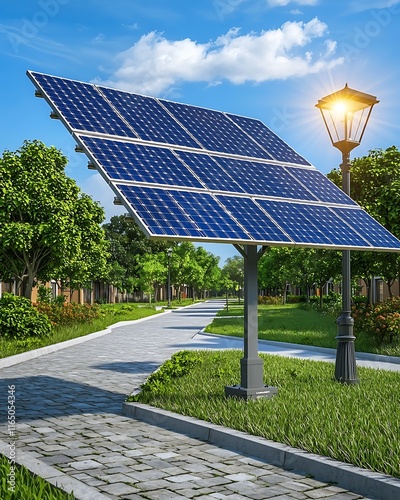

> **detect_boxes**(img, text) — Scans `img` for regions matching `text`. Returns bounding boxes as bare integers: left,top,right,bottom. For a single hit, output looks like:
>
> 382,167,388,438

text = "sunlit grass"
134,349,400,479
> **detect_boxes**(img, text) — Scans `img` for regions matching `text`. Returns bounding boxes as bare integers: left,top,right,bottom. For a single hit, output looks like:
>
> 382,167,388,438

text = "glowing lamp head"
315,84,379,154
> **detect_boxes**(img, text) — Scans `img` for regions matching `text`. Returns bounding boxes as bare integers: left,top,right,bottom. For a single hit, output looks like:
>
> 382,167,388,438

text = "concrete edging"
123,401,400,500
0,440,110,500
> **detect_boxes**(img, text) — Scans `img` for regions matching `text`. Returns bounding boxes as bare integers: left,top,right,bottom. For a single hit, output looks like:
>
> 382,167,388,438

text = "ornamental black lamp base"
224,385,278,400
335,335,359,384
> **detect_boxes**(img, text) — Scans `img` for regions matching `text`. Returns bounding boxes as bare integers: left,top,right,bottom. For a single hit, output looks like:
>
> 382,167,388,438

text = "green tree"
222,255,244,300
0,140,109,299
170,242,199,301
52,193,110,295
258,247,293,303
137,252,167,303
191,247,221,299
103,215,170,294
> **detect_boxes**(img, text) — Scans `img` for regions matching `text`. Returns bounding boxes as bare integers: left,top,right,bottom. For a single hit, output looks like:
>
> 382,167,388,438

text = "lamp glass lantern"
315,84,379,155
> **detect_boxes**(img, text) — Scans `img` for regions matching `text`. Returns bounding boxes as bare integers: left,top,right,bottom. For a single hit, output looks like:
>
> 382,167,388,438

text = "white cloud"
96,18,342,95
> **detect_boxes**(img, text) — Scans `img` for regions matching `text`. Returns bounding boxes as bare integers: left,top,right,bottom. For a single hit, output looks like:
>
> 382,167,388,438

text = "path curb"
123,401,400,500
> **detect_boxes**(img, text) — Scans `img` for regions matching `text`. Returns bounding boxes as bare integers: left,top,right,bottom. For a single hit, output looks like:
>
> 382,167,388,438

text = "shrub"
258,295,282,305
0,293,52,339
35,302,102,327
286,295,306,303
352,297,400,345
130,351,203,400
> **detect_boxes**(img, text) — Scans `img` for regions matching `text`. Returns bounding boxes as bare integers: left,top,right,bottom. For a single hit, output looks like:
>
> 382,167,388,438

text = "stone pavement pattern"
0,301,366,499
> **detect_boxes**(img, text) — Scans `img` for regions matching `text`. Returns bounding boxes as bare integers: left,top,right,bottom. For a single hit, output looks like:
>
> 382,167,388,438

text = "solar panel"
98,87,201,148
175,151,244,193
29,72,134,137
213,157,318,199
256,199,371,248
285,167,357,205
217,195,292,243
226,113,311,166
27,70,400,252
160,99,274,159
79,135,204,188
115,184,250,241
333,208,400,249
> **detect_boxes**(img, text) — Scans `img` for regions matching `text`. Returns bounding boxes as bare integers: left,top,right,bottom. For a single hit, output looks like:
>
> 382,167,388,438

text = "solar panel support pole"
225,245,278,400
335,152,359,384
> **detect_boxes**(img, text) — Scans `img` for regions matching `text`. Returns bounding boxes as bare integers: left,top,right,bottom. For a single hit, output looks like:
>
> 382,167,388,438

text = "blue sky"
1,0,400,265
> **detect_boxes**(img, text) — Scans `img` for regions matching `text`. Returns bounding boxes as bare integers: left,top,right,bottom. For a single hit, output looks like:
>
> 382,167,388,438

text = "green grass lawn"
133,349,400,479
208,303,400,356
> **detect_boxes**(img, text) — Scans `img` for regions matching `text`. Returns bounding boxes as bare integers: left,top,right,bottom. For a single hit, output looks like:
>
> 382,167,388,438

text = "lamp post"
316,84,379,383
167,248,172,308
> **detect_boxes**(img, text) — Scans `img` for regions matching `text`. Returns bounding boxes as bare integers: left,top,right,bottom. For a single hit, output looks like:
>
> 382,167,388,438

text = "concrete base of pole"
224,384,278,400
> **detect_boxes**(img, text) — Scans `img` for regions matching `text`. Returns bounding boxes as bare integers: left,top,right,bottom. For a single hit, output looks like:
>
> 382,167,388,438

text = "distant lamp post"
316,84,379,384
167,248,172,308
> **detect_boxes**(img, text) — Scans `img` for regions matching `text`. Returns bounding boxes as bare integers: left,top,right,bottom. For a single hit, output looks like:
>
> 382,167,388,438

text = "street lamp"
316,84,379,384
167,248,172,308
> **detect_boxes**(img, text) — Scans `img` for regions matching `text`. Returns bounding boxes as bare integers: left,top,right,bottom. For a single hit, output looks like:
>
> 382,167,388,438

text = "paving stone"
68,459,103,470
99,482,140,495
304,488,341,498
166,473,202,483
224,473,256,482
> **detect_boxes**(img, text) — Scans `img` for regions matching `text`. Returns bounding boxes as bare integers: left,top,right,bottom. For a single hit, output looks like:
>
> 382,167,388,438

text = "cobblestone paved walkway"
0,301,367,499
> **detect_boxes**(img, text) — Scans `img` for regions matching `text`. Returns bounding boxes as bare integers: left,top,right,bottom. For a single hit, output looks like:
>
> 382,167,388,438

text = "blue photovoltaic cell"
217,195,292,243
160,99,274,159
29,72,133,137
256,199,371,247
80,136,204,188
214,157,318,199
175,151,245,193
226,113,311,166
98,87,201,148
333,208,400,249
169,191,250,240
115,185,205,237
284,167,357,206
115,185,250,241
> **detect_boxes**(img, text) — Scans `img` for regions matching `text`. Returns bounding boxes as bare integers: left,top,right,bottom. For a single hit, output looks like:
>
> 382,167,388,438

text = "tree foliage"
0,140,109,298
103,215,170,293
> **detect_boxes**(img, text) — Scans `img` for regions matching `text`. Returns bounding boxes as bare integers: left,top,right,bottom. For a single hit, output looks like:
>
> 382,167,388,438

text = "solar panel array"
27,70,400,251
